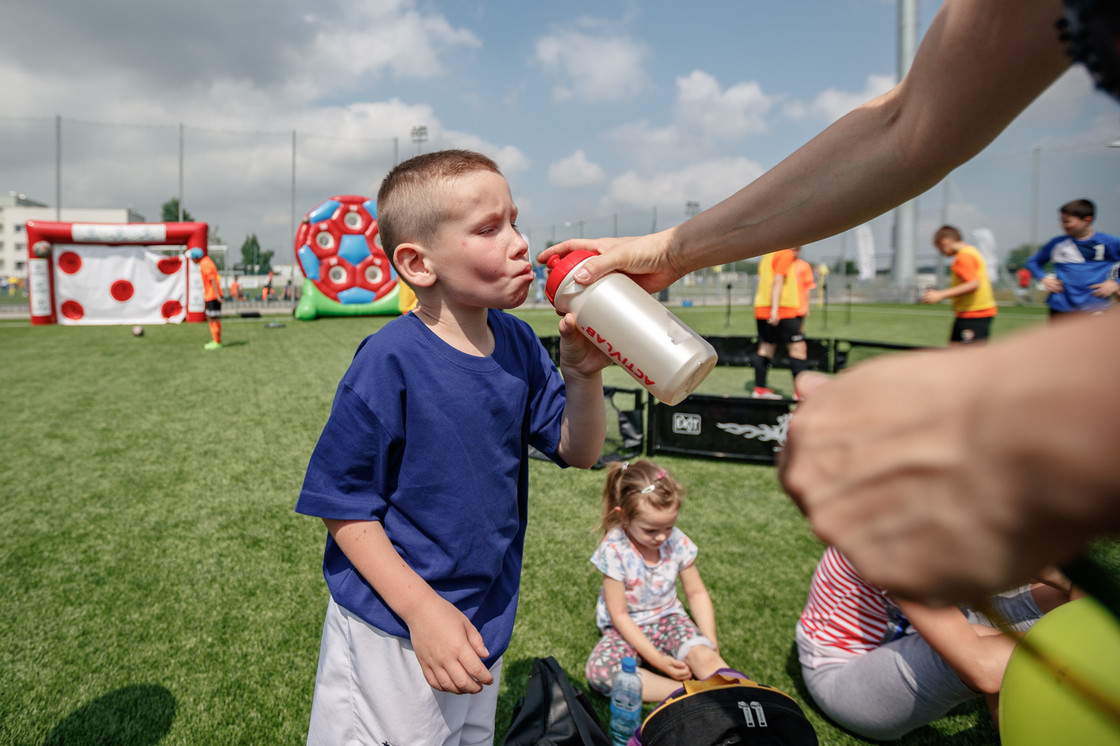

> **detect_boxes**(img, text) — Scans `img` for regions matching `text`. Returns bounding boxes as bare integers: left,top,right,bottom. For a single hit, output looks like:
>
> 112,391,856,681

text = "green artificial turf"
0,302,1110,745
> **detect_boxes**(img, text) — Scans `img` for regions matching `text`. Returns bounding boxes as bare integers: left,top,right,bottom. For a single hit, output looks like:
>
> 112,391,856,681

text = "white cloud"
605,157,765,211
535,30,648,103
303,2,481,87
549,150,607,188
603,119,698,173
452,139,531,177
0,61,178,123
0,1,480,122
603,71,777,171
674,71,773,139
997,66,1120,149
785,73,895,123
290,99,437,142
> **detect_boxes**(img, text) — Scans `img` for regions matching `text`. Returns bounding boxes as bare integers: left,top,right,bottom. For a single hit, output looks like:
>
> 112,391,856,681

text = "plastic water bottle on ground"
609,656,642,746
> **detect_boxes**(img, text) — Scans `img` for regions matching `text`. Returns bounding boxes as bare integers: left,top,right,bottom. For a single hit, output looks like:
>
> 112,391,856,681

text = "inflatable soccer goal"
26,220,209,326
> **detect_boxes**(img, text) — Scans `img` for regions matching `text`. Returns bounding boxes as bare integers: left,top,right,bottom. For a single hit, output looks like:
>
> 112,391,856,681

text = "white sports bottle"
546,250,718,406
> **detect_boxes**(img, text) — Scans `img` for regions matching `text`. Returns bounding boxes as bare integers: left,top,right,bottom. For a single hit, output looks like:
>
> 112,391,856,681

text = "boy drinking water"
297,150,609,745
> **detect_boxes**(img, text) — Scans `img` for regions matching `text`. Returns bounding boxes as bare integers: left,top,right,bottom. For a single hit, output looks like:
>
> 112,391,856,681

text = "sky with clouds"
3,0,1119,266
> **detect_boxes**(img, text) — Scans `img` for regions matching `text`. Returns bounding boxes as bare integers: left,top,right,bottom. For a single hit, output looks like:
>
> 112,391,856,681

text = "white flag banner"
856,224,876,281
53,245,187,325
972,228,999,283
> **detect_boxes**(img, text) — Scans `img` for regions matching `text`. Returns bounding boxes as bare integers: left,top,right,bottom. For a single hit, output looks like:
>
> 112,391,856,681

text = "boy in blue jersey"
1026,199,1120,318
296,150,609,745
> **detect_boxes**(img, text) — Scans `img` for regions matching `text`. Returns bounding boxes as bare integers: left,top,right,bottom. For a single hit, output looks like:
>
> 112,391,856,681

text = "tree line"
161,197,273,275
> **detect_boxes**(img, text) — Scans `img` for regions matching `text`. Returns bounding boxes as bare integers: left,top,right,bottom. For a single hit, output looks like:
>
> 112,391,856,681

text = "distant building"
0,192,144,278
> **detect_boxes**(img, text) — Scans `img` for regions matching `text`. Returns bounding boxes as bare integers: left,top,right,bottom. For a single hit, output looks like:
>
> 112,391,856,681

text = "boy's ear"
393,242,435,288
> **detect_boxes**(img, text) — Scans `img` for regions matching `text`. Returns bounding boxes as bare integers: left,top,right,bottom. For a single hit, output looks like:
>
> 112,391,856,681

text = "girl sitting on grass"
585,459,730,702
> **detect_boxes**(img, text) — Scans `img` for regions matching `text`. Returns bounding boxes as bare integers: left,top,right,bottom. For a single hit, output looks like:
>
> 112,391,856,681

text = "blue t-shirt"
296,309,568,666
1026,232,1120,313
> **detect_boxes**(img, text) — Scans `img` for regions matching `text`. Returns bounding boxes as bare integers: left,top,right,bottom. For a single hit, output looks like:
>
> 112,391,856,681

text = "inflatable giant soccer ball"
293,195,406,319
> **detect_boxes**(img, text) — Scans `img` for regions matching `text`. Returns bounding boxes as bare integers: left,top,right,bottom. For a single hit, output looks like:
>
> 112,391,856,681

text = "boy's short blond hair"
376,149,502,268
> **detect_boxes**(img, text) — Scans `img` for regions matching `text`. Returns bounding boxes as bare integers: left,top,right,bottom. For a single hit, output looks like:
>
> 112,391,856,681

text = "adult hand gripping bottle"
609,656,643,746
545,250,718,406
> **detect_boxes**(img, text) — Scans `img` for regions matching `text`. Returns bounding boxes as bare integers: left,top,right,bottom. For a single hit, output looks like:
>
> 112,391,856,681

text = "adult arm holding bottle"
538,0,1120,605
539,0,1068,294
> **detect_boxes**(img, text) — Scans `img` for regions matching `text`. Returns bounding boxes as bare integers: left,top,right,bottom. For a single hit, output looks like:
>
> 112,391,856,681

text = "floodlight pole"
411,125,428,155
55,115,62,220
292,130,298,249
1031,146,1041,247
685,200,701,295
893,0,919,287
821,275,828,331
178,123,184,222
725,282,732,329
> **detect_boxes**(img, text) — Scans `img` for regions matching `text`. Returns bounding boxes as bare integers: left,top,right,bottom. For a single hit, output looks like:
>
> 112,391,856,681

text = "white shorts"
306,596,503,746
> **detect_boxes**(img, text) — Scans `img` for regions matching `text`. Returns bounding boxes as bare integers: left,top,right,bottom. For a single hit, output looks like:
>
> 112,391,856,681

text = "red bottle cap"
544,249,598,305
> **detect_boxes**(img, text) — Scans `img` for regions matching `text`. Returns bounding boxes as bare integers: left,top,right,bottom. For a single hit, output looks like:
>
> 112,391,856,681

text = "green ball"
1000,596,1120,744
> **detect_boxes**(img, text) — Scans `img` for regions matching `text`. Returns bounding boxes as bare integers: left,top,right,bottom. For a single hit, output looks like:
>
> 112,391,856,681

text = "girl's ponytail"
597,460,683,535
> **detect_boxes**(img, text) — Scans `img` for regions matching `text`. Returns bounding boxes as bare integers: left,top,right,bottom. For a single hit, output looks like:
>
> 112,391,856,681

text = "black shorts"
205,299,223,319
757,316,805,345
950,316,992,344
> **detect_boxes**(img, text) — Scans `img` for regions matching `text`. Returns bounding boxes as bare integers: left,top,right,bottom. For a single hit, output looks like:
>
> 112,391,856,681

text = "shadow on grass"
496,656,535,740
496,656,612,743
43,684,175,746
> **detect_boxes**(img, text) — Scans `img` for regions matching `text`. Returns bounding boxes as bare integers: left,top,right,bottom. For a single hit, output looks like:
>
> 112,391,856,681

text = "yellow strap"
681,673,753,694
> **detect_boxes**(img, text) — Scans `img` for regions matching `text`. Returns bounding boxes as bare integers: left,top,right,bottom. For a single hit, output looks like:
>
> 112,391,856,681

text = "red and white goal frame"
26,220,209,326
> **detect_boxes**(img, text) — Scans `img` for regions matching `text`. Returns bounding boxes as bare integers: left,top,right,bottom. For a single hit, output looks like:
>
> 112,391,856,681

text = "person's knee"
584,658,613,696
801,660,939,742
804,687,912,741
685,645,726,676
